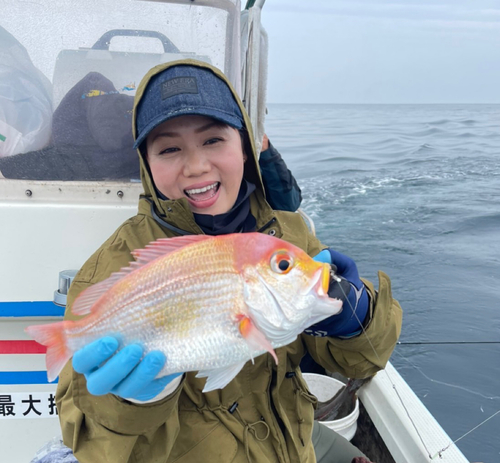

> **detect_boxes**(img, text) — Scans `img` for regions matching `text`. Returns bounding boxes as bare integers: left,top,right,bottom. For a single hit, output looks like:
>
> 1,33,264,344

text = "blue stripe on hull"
0,371,58,384
0,301,65,317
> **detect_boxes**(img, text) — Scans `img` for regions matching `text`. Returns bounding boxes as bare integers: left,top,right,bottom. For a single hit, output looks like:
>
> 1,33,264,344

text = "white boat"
0,1,471,461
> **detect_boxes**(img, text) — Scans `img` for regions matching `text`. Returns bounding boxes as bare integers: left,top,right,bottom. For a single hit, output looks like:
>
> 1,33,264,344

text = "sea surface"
266,104,500,462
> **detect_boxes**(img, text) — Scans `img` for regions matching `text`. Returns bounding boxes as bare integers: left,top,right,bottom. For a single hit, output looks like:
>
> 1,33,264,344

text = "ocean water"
266,104,500,462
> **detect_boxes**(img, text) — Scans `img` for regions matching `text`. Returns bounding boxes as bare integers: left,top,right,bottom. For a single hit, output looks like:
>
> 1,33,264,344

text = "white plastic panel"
359,362,469,463
0,179,142,301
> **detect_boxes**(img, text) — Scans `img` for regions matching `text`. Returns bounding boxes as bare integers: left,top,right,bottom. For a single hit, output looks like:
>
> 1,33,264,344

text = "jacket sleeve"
258,140,302,212
56,228,184,463
302,270,403,378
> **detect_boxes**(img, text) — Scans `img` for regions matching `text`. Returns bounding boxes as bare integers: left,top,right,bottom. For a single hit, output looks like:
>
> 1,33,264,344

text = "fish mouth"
184,182,220,201
304,264,343,320
307,264,331,297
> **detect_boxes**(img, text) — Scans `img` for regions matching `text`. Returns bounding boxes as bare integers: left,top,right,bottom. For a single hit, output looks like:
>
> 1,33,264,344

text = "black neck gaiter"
193,180,257,235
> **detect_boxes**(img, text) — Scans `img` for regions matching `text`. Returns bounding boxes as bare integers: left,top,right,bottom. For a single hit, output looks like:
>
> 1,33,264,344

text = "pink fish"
26,233,342,392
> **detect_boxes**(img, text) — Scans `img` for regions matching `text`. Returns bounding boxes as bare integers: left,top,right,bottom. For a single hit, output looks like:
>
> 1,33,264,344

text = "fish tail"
25,321,72,382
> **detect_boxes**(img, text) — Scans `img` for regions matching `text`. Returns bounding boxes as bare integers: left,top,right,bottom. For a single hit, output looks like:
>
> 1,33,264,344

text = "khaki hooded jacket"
56,60,403,463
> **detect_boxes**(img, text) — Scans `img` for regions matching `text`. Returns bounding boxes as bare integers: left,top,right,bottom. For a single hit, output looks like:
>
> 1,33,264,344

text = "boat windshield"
0,0,240,183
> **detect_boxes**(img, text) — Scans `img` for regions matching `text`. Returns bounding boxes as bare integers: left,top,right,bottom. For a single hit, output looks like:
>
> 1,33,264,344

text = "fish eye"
270,252,294,274
278,260,289,271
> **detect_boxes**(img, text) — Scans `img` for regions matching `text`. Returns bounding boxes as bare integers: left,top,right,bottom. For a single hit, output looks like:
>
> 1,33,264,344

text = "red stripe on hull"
0,340,47,354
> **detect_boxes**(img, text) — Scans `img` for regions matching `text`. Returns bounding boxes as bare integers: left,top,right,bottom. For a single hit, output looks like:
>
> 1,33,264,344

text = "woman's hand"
261,133,269,151
72,337,182,401
309,249,369,338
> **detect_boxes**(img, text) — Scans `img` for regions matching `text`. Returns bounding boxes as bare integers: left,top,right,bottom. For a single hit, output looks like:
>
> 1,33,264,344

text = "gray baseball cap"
134,64,244,149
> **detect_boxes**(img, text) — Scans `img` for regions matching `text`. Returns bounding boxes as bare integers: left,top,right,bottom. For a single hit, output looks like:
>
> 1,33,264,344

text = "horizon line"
266,102,500,105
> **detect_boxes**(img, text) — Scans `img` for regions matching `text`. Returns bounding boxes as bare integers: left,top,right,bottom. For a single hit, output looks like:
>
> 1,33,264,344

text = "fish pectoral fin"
197,362,246,392
239,316,278,365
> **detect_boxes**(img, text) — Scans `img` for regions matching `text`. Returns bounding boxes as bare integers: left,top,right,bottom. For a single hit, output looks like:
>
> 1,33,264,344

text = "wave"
412,143,435,154
442,213,500,236
316,155,372,164
407,127,445,137
428,119,452,126
298,156,499,221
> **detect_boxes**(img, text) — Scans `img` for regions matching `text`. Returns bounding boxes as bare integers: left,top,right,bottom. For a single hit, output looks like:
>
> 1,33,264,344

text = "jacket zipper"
266,357,291,463
257,217,277,234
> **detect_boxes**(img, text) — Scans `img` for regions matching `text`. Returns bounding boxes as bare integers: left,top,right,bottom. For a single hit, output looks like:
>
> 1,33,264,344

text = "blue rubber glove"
307,249,369,338
72,337,182,401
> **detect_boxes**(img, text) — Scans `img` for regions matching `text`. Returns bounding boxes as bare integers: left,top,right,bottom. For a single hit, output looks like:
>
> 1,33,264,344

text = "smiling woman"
145,115,246,216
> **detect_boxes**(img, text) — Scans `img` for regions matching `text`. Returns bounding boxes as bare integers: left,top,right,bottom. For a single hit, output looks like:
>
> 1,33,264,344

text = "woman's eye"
204,137,223,146
158,147,179,156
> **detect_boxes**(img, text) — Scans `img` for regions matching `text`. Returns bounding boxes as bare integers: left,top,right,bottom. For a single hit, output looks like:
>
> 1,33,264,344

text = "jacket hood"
132,59,265,218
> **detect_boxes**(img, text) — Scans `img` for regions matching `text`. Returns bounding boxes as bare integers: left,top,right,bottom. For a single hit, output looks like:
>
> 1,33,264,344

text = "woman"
56,59,402,463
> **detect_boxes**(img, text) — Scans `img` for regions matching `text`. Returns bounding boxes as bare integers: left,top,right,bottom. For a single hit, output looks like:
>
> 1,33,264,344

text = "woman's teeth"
185,182,219,200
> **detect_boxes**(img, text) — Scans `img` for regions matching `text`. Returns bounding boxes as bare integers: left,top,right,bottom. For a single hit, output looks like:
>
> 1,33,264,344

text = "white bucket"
303,373,360,441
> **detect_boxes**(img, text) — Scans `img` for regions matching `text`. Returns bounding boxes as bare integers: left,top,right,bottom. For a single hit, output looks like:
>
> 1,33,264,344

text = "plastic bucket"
303,373,359,441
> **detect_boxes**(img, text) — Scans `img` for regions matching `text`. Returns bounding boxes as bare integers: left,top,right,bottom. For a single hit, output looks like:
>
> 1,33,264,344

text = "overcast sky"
261,0,500,104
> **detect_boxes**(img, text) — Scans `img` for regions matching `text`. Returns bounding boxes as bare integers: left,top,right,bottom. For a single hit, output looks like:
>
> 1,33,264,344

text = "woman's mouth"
184,182,220,202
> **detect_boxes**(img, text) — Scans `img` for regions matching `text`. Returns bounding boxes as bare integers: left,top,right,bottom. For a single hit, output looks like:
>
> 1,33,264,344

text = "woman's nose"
183,149,211,177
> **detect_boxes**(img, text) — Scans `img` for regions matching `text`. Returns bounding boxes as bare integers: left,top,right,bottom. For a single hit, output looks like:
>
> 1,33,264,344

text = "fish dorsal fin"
72,235,214,316
131,235,214,266
71,269,134,316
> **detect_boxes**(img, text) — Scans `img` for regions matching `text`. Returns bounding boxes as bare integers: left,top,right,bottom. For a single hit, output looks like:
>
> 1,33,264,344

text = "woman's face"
146,115,246,216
